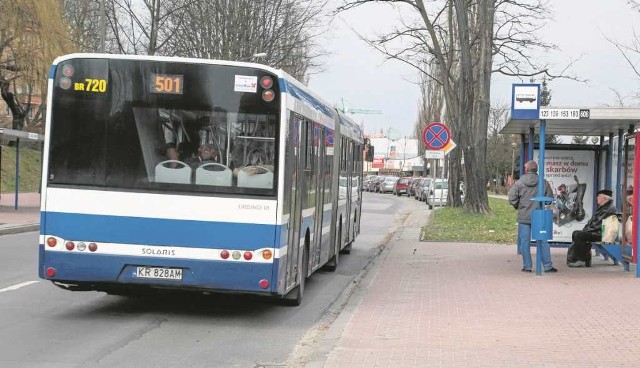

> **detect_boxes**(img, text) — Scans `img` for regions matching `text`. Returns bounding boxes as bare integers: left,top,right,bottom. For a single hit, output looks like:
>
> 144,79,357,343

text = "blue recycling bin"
531,209,553,241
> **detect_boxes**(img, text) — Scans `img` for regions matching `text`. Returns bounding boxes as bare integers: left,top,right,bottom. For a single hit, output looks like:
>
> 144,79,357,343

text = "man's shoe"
567,261,585,267
521,268,532,272
545,267,558,273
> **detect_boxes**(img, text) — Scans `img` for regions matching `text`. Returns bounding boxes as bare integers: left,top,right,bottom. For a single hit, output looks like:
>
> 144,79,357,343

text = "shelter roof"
500,107,640,136
0,128,44,142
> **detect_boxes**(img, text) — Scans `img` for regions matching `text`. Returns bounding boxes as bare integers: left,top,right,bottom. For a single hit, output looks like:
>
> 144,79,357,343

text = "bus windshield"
48,58,279,195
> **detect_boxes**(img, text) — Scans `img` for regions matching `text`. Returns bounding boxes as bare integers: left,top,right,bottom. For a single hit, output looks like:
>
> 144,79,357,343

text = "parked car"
418,178,434,201
414,178,431,200
408,177,422,197
426,179,449,209
380,176,399,193
363,175,376,191
393,177,410,196
365,175,378,192
372,176,386,193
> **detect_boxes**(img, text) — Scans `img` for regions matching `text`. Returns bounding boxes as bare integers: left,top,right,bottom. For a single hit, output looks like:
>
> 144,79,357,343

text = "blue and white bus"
38,54,363,305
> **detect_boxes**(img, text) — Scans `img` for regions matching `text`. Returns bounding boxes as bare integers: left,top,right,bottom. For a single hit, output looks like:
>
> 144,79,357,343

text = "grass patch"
421,197,517,244
1,145,42,193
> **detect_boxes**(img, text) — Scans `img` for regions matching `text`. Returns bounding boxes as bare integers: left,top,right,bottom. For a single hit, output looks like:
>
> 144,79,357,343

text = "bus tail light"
62,64,75,77
232,251,241,260
260,76,273,89
259,279,269,289
262,90,275,102
262,249,272,260
65,242,75,251
243,251,253,260
220,250,229,259
46,267,56,277
59,77,72,90
77,242,86,251
88,243,98,252
47,237,57,247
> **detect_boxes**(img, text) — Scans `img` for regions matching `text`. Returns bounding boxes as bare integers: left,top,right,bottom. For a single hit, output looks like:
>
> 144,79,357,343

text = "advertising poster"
535,150,595,242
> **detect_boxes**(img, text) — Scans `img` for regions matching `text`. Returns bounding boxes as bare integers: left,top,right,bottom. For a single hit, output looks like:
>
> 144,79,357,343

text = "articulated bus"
39,54,363,305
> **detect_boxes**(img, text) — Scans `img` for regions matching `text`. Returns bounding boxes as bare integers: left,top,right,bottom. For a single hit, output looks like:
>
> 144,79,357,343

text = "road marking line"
0,281,40,293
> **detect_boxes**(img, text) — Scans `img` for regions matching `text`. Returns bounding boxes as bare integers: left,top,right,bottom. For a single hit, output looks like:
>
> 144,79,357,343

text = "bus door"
312,125,325,267
344,139,353,241
301,120,316,267
285,114,303,291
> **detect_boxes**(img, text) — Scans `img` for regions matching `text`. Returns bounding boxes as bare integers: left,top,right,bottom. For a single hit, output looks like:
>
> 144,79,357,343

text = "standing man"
508,160,557,273
566,189,617,267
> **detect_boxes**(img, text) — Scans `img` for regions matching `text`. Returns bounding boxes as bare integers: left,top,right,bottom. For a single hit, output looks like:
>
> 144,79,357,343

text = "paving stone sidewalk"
0,192,40,235
302,199,640,368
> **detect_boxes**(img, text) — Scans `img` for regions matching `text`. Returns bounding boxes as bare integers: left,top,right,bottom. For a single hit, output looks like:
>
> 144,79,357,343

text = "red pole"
633,132,640,264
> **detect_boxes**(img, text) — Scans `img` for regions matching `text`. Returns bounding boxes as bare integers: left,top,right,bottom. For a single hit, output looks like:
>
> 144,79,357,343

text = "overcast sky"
308,1,640,138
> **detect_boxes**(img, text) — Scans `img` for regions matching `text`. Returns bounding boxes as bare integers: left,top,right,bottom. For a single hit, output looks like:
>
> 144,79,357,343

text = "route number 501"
151,74,183,95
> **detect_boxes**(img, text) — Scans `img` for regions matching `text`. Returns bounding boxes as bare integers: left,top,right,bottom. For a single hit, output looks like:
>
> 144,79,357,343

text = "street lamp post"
511,142,518,185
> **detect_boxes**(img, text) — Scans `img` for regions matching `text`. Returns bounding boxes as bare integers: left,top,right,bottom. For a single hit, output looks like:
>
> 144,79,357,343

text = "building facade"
366,135,424,176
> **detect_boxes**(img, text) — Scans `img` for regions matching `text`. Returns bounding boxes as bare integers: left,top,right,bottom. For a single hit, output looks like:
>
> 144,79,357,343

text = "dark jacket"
582,198,617,233
507,172,553,224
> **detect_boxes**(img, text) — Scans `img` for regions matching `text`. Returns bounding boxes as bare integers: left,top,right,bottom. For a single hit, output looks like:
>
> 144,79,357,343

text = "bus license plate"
135,267,182,280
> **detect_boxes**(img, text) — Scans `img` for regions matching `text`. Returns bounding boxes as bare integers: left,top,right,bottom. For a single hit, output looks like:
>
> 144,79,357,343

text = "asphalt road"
0,191,409,368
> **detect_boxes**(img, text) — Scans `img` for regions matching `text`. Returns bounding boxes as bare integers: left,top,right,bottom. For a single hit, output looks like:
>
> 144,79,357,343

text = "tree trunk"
453,0,491,214
471,0,496,211
0,78,26,130
147,0,160,55
446,104,463,207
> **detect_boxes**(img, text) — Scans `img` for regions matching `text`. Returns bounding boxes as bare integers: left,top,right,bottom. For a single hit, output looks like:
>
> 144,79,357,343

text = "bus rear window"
48,59,280,196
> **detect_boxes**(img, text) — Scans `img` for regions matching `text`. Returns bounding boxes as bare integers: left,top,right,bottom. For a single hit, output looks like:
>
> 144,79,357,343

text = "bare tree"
104,0,194,55
606,2,640,105
167,0,328,82
414,60,445,158
61,0,104,52
485,103,512,192
60,0,327,82
337,0,571,213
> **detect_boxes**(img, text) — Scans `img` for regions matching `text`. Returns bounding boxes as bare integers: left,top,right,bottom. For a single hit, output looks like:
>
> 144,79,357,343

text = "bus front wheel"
325,223,342,272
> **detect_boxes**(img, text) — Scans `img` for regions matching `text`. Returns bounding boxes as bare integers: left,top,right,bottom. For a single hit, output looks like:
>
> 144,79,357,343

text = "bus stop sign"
422,122,451,150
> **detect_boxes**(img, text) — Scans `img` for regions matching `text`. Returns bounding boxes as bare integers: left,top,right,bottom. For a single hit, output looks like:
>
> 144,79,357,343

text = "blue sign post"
531,119,554,275
511,83,553,275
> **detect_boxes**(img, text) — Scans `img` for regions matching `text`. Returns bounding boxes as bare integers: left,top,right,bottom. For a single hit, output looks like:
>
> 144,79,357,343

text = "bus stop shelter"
0,127,44,209
500,106,640,277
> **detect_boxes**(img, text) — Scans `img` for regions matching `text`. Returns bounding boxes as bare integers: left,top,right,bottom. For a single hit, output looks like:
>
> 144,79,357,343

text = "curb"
0,224,39,236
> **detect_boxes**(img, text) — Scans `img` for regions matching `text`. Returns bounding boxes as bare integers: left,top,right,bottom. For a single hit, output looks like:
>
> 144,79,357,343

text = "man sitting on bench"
567,189,617,268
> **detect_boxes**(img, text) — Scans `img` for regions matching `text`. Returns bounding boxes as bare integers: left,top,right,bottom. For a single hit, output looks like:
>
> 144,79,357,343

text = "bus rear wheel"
282,246,308,306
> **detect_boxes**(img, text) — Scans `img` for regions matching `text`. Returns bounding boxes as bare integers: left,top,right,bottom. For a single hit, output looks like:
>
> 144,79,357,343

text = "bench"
591,242,634,271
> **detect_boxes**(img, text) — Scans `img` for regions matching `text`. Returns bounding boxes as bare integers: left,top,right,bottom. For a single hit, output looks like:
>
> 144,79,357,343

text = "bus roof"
50,53,361,141
337,113,364,142
50,53,284,77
